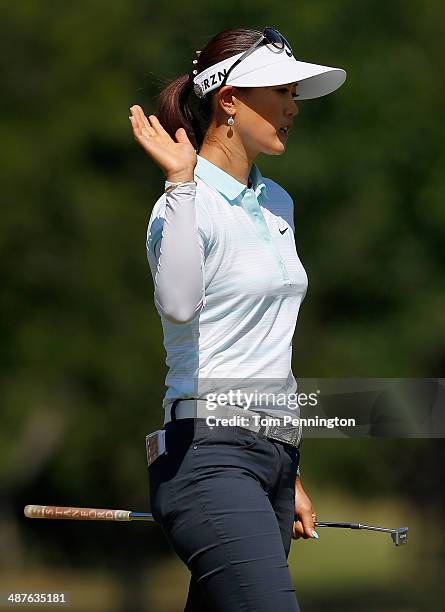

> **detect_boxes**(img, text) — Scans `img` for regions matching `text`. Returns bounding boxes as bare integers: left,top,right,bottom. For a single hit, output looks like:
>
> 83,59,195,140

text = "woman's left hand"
292,477,318,540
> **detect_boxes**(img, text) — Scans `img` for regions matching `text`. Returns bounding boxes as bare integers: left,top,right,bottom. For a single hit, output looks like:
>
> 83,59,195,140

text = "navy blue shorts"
148,418,301,611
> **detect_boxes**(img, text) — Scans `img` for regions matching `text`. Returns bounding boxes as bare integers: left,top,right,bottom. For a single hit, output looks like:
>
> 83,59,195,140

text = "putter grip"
24,505,131,521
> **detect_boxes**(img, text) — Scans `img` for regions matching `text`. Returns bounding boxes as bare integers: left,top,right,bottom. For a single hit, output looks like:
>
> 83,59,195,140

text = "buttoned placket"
240,188,290,284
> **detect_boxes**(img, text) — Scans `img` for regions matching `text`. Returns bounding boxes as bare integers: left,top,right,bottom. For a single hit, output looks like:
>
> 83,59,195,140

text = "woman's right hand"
129,105,197,183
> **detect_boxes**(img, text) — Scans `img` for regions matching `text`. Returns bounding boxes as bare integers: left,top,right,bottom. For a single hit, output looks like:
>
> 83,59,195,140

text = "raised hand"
129,105,197,183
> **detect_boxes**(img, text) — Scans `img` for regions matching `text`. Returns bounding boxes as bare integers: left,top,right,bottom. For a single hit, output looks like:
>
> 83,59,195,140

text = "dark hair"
154,28,262,150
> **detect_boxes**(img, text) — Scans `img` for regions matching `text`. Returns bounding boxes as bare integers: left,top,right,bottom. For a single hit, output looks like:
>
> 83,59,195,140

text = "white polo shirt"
146,154,308,415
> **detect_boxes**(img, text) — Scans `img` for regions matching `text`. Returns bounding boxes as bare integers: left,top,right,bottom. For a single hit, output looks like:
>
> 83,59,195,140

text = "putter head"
391,527,408,546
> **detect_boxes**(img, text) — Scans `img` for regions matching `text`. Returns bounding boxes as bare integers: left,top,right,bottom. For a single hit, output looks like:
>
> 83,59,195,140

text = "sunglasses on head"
219,27,294,90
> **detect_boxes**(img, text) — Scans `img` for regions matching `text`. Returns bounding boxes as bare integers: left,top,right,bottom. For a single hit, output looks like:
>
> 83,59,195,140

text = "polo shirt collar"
195,154,268,203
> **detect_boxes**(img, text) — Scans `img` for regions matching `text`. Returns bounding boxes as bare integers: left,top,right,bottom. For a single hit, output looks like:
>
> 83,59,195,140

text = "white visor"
193,43,346,100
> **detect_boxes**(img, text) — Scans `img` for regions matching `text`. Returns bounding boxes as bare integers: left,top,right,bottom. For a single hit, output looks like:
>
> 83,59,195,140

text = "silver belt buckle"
256,412,303,449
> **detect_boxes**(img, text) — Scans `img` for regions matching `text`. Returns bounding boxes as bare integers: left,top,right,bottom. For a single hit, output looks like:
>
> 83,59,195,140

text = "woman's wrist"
165,170,195,183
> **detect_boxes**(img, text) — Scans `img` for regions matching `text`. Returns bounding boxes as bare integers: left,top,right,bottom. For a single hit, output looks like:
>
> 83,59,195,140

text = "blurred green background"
1,0,444,610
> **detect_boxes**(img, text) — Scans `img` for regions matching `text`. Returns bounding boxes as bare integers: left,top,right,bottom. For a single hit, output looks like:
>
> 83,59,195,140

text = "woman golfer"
129,27,346,612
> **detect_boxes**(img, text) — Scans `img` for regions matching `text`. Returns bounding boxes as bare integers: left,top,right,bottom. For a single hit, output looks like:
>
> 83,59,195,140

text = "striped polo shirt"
146,154,308,415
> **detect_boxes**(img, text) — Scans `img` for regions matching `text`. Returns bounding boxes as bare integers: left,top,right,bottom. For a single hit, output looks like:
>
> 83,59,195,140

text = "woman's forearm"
153,182,205,324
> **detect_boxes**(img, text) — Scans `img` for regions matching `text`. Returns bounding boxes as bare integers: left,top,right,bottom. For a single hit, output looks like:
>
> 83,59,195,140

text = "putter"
315,521,408,546
24,505,408,546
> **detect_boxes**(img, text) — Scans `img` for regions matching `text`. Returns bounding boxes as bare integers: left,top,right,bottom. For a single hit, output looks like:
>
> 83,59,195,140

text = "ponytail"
154,28,262,151
155,74,205,150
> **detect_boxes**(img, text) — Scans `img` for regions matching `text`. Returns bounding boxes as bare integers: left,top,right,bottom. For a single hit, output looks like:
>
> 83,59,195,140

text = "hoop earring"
227,115,235,126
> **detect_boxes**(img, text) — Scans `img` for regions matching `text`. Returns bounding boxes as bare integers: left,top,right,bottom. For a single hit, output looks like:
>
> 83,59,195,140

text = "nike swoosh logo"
279,227,288,235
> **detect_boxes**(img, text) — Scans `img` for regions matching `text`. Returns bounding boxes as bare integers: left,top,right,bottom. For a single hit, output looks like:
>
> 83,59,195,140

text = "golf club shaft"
315,521,391,533
24,506,402,537
25,506,356,526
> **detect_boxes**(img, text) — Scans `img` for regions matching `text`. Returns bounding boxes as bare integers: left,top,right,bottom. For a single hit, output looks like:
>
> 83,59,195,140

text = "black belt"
163,399,303,450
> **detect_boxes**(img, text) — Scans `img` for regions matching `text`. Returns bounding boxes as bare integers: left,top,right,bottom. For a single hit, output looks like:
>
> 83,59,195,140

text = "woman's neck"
198,143,253,188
